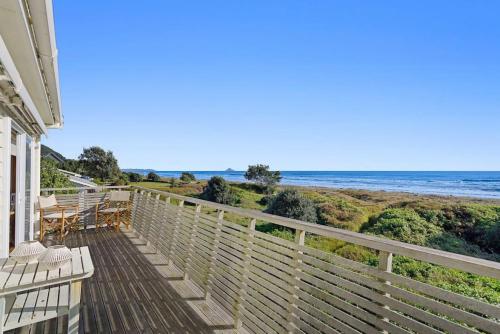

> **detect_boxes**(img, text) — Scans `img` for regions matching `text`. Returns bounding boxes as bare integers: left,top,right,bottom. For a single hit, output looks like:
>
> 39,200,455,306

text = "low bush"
202,176,239,205
363,208,441,246
126,172,143,182
147,172,161,182
180,172,196,183
266,189,318,223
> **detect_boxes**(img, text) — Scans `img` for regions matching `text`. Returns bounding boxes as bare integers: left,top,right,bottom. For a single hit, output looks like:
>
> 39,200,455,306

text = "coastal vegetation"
78,146,121,181
146,171,161,182
41,146,500,303
244,164,282,194
266,189,318,223
41,145,125,187
40,158,72,189
180,172,196,183
132,177,500,303
201,176,240,205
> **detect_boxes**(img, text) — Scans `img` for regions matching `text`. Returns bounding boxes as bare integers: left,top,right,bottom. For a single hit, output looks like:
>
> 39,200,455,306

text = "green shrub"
112,174,129,186
147,172,161,182
363,208,441,245
126,172,143,182
202,176,239,205
334,244,378,264
317,199,365,229
180,172,196,183
41,158,72,189
266,189,318,223
392,256,500,304
445,205,500,253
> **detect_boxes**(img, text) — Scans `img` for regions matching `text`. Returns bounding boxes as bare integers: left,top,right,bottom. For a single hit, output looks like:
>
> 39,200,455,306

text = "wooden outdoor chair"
38,194,79,241
95,191,131,231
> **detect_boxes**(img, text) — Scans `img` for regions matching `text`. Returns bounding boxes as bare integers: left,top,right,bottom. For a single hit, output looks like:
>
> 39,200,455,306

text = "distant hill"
41,145,66,163
122,168,156,174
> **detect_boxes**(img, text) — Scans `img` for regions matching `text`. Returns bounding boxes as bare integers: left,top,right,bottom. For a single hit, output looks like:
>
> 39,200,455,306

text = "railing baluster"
287,228,305,333
167,199,184,269
142,192,152,242
205,209,224,300
135,190,145,235
77,189,85,229
184,204,202,281
378,250,393,329
130,189,139,228
151,194,161,251
160,196,172,259
236,218,256,329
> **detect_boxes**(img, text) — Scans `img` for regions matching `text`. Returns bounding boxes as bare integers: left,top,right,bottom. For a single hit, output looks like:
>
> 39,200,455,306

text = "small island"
225,168,236,172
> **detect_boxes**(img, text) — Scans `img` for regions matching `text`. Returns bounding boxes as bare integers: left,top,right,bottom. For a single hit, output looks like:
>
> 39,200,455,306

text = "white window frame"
11,120,35,246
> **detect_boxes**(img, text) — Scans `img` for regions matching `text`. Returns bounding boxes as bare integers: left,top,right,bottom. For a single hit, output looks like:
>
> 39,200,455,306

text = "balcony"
18,186,500,333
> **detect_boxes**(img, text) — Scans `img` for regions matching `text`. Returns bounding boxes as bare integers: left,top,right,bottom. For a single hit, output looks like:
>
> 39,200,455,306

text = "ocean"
138,171,500,199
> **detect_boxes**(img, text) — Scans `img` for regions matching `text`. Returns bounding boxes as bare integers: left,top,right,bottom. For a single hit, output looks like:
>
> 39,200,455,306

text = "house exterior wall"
0,0,60,256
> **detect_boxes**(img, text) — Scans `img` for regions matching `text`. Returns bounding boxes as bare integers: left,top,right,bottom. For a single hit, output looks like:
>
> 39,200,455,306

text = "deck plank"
8,228,231,333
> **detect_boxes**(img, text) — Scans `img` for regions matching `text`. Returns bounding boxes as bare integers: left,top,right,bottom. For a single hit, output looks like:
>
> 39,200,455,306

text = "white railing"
40,186,130,228
43,186,500,333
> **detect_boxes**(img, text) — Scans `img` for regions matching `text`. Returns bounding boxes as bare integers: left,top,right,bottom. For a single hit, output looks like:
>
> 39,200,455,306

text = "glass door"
25,136,33,240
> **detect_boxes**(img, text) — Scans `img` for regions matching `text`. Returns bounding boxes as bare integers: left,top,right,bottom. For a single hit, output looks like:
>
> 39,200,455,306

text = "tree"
147,172,161,182
266,189,318,223
125,172,143,182
41,158,72,189
180,172,196,183
59,159,82,174
244,164,282,193
78,146,121,181
202,176,239,205
112,173,130,186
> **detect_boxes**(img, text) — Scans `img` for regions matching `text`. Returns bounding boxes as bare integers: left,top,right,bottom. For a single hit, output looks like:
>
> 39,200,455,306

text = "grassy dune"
132,180,500,303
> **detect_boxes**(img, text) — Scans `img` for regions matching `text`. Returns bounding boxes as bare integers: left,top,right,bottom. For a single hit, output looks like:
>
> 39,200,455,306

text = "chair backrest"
38,194,58,209
109,191,130,202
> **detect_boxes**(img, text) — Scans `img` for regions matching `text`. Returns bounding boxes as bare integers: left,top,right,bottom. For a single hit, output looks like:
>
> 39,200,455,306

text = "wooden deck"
8,228,237,334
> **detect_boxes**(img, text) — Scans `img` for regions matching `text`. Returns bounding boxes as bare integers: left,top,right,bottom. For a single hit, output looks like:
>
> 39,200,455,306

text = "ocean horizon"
124,170,500,199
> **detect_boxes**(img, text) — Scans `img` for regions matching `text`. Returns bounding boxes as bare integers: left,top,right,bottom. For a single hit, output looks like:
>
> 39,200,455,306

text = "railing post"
205,209,224,299
378,250,393,329
184,204,202,281
287,229,305,333
235,218,256,329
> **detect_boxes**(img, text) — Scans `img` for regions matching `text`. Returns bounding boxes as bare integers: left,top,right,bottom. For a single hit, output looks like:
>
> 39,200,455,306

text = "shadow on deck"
9,228,238,334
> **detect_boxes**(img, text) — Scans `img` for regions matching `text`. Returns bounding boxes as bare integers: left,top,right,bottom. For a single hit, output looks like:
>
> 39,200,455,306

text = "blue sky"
44,0,500,171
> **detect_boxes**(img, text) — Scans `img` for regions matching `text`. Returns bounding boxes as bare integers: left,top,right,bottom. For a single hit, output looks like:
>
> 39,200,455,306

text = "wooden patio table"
0,247,94,333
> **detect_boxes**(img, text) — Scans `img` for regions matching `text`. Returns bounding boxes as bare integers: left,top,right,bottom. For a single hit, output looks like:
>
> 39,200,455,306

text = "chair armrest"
56,204,79,211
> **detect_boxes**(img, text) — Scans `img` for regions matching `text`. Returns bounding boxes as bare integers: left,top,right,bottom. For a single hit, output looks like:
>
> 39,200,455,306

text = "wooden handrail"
41,185,130,192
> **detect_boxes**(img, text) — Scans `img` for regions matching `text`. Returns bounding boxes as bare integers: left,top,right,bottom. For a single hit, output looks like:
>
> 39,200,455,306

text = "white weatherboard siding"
0,0,61,256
